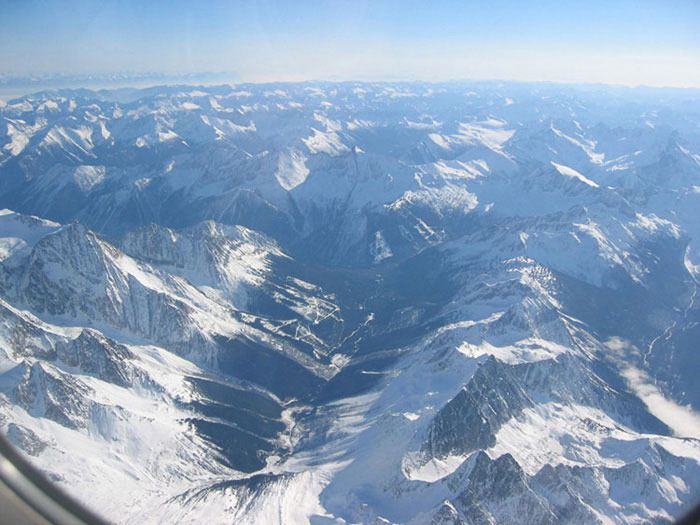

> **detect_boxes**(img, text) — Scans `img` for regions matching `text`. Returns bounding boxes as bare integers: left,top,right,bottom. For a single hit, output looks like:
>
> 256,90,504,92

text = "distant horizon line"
2,74,700,101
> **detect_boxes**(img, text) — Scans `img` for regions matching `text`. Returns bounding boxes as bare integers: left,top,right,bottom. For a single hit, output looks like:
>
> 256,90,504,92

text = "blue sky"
1,0,699,87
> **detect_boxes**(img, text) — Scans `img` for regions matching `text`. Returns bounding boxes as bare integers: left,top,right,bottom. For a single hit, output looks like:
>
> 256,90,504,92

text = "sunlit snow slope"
0,81,699,524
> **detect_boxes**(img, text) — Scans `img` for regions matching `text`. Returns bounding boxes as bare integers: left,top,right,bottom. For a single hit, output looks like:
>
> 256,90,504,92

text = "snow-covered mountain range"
0,81,699,524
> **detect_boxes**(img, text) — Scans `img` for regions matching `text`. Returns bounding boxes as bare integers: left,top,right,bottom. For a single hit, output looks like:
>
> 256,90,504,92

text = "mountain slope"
0,81,699,524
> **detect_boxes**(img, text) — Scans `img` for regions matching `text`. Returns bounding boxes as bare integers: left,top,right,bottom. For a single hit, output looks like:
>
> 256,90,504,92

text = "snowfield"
0,81,699,524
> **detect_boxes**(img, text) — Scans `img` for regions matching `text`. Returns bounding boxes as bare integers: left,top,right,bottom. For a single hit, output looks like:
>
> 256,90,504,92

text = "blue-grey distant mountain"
0,81,699,524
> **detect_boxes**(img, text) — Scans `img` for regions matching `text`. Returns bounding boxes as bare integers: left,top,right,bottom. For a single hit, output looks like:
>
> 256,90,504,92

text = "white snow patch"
550,124,605,165
179,102,200,111
370,231,393,263
72,165,106,192
402,412,420,421
403,451,470,482
456,338,569,364
519,231,529,248
264,89,289,98
275,149,310,191
302,128,349,156
489,403,653,475
551,161,599,188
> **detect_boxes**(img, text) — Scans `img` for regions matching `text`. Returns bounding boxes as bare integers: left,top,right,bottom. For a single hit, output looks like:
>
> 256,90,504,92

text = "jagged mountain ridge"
0,81,699,524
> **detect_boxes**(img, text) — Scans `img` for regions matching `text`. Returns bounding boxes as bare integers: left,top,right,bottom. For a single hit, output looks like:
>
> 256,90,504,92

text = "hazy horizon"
1,0,699,89
3,74,700,104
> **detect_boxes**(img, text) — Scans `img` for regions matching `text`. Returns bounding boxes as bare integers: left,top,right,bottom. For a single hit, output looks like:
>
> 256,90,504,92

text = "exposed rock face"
6,422,51,456
11,361,95,429
422,358,534,460
55,329,139,387
0,82,699,524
